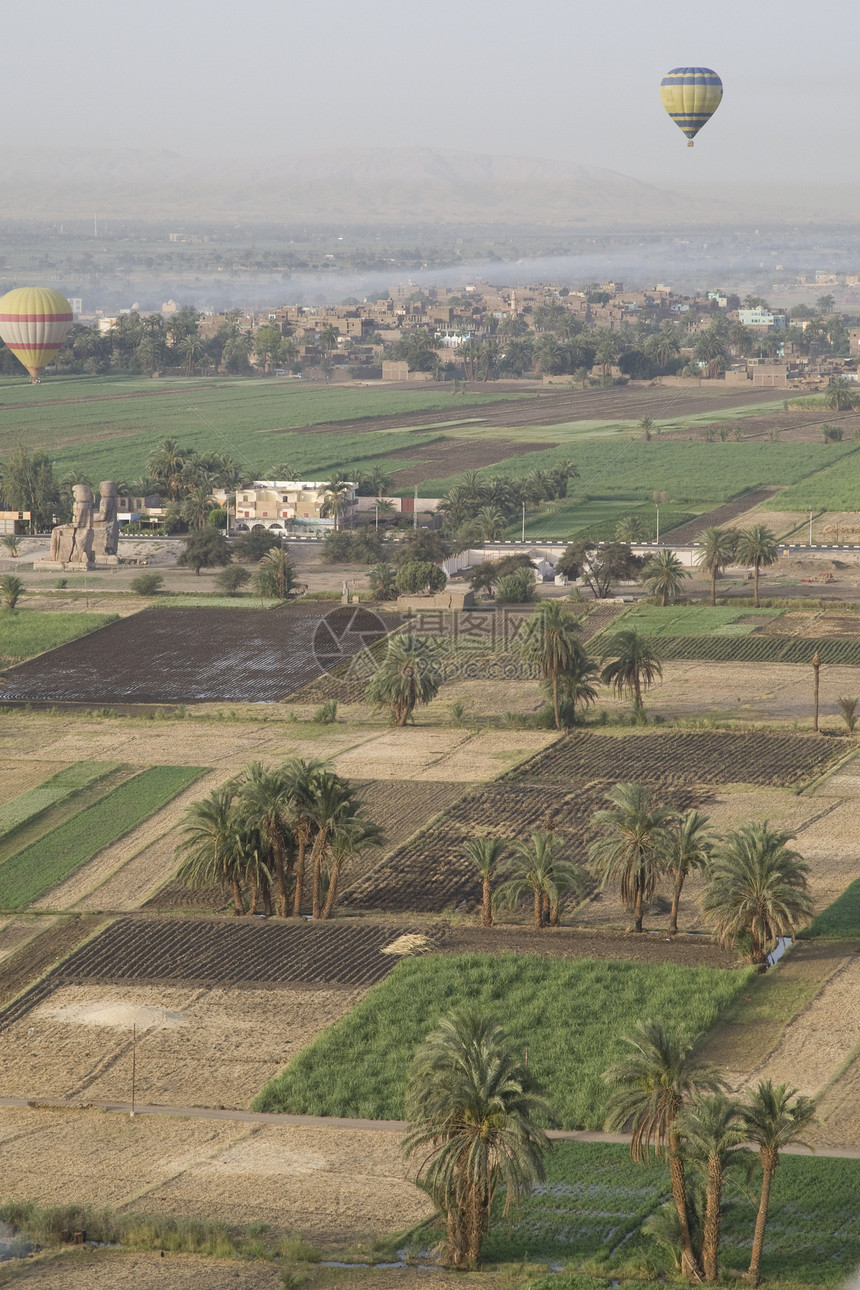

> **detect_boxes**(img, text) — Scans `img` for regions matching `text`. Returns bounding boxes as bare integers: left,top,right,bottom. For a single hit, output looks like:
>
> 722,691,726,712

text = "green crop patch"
419,439,857,503
605,605,783,639
0,762,118,840
771,447,860,511
804,878,860,939
647,635,860,665
0,611,120,666
514,500,696,542
481,1142,860,1284
253,954,750,1127
0,764,206,909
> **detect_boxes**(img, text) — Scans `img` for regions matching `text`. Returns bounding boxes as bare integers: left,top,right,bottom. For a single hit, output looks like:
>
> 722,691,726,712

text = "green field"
638,635,860,665
514,499,696,542
768,448,860,511
804,878,860,939
0,377,514,480
253,954,750,1127
0,610,120,665
0,762,118,839
419,439,859,504
480,1142,860,1284
606,605,784,638
0,764,205,909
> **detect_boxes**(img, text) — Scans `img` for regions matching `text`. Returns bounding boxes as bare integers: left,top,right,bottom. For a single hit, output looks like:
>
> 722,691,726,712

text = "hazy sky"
2,0,855,185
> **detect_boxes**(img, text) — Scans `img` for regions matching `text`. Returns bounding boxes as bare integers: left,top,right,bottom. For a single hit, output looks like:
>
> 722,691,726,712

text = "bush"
395,560,447,595
392,529,450,567
232,529,282,562
178,529,231,574
321,529,386,565
0,574,24,608
215,564,251,595
130,572,164,596
495,567,536,604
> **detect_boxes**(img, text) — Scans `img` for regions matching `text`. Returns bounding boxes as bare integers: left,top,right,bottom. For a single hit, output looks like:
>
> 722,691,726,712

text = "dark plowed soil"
506,730,843,789
0,916,106,1012
342,781,701,914
668,488,781,544
439,923,738,969
41,917,445,988
0,604,399,705
381,437,557,486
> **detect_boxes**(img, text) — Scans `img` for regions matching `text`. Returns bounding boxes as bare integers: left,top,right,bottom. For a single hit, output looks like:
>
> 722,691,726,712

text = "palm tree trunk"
262,877,273,917
272,840,287,918
553,671,560,729
292,833,307,916
634,673,643,712
747,1161,774,1286
633,883,644,933
249,874,259,915
711,567,717,607
311,830,328,918
669,869,685,935
231,878,246,915
753,561,760,608
321,863,339,919
668,1135,702,1282
533,889,542,929
482,876,493,927
702,1155,723,1282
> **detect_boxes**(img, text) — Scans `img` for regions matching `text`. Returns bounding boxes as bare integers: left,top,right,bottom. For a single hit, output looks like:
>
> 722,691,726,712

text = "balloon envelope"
0,286,74,381
660,67,723,145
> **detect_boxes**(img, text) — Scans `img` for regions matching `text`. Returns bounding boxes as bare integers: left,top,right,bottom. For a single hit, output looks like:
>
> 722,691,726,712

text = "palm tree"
239,762,294,917
320,474,354,531
603,1021,724,1281
556,655,600,725
173,784,247,915
696,527,738,606
588,783,674,933
463,836,508,927
518,601,585,730
320,814,384,919
643,549,690,607
676,1093,746,1282
282,758,327,917
252,547,298,600
305,770,356,919
658,809,713,935
741,1081,816,1286
183,483,216,530
365,634,443,726
403,1008,551,1268
735,525,778,608
498,830,583,928
476,505,507,541
823,377,856,411
600,629,663,716
615,514,642,542
701,822,814,967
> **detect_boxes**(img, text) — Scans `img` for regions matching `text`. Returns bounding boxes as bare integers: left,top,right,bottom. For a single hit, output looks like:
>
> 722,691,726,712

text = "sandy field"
0,1252,471,1290
0,983,364,1109
0,1108,433,1246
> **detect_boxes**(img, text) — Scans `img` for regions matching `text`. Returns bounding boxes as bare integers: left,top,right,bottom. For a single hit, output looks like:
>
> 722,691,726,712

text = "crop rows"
506,730,843,789
342,781,700,913
47,917,442,988
649,635,860,665
0,762,118,840
0,765,205,909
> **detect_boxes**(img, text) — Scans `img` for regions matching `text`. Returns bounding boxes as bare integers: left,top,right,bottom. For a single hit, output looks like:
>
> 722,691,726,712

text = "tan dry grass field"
0,983,365,1109
0,1108,432,1245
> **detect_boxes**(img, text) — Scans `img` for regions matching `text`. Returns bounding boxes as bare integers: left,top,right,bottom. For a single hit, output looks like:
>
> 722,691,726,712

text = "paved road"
2,1095,856,1158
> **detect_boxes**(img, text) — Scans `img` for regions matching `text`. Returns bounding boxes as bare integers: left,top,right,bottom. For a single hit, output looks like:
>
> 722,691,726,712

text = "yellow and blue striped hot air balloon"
0,286,75,382
660,67,723,147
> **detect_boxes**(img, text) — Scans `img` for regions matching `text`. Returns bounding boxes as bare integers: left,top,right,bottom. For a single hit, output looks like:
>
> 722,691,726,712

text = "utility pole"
413,485,418,530
521,501,526,542
809,508,814,546
655,505,660,545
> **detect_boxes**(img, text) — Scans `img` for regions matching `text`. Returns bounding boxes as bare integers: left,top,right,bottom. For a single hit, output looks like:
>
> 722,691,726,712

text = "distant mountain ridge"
0,144,708,225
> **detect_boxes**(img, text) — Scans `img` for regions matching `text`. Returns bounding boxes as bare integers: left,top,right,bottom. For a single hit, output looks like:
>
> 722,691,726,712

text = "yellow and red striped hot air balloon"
660,67,723,147
0,286,75,382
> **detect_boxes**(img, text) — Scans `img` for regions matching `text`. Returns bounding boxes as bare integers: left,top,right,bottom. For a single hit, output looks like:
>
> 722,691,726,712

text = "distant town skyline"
2,0,855,190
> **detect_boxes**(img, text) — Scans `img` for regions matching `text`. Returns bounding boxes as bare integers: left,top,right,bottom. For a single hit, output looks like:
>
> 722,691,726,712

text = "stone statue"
49,484,95,566
92,480,119,558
